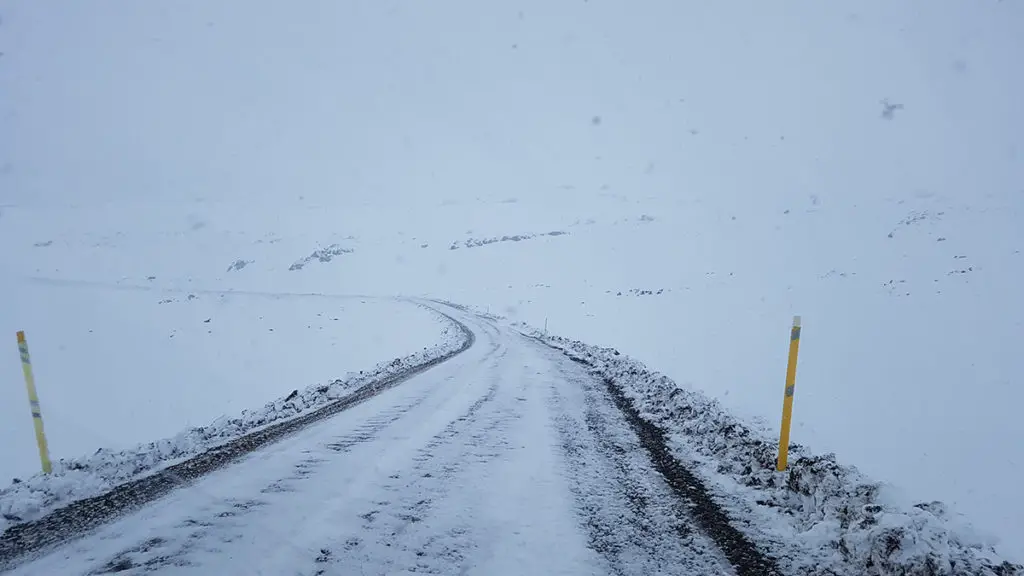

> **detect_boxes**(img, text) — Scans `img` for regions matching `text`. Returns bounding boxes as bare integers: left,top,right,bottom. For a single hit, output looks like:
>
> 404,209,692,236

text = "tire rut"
308,350,520,575
552,345,783,576
549,362,733,576
77,342,507,575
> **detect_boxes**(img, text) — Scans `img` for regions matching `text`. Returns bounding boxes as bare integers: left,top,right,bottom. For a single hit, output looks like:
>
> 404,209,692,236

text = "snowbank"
0,281,459,484
525,327,1021,576
0,304,467,533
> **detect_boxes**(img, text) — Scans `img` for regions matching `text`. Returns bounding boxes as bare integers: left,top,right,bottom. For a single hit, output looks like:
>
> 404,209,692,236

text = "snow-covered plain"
0,273,454,482
2,0,1022,567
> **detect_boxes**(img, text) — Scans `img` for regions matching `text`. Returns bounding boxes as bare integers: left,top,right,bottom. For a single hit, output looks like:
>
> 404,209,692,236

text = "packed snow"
2,0,1023,569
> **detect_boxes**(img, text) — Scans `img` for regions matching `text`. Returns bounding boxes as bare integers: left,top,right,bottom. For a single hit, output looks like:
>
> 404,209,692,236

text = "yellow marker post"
17,331,52,474
776,316,802,472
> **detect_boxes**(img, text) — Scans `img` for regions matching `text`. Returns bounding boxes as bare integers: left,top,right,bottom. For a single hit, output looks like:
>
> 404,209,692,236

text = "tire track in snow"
549,343,782,576
79,394,445,574
306,346,515,575
599,375,782,576
74,336,510,575
548,350,736,576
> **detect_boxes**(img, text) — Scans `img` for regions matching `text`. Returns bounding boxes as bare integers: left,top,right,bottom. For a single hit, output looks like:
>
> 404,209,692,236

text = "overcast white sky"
3,1,1020,209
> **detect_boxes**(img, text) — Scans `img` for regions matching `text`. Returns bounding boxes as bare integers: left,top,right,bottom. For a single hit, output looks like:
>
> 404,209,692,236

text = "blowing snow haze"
1,0,1023,572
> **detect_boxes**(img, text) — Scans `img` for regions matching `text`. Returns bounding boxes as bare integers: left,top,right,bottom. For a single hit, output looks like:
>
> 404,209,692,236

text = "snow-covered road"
8,304,756,575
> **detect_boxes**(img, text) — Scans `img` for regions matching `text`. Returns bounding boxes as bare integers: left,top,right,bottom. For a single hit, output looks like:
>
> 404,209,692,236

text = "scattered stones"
290,244,354,271
226,259,252,272
449,231,568,250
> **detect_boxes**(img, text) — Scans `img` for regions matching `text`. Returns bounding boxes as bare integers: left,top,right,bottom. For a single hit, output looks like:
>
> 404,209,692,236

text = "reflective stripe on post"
17,331,52,474
776,316,802,472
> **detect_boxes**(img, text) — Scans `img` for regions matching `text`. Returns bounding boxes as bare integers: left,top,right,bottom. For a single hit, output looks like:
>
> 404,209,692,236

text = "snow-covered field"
0,272,455,482
2,0,1022,569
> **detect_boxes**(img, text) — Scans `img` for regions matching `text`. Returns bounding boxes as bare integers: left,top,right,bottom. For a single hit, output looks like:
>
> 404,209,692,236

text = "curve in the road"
7,303,781,576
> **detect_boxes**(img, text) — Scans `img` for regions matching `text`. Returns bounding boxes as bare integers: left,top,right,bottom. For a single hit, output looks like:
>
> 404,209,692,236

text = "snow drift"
526,327,1021,576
